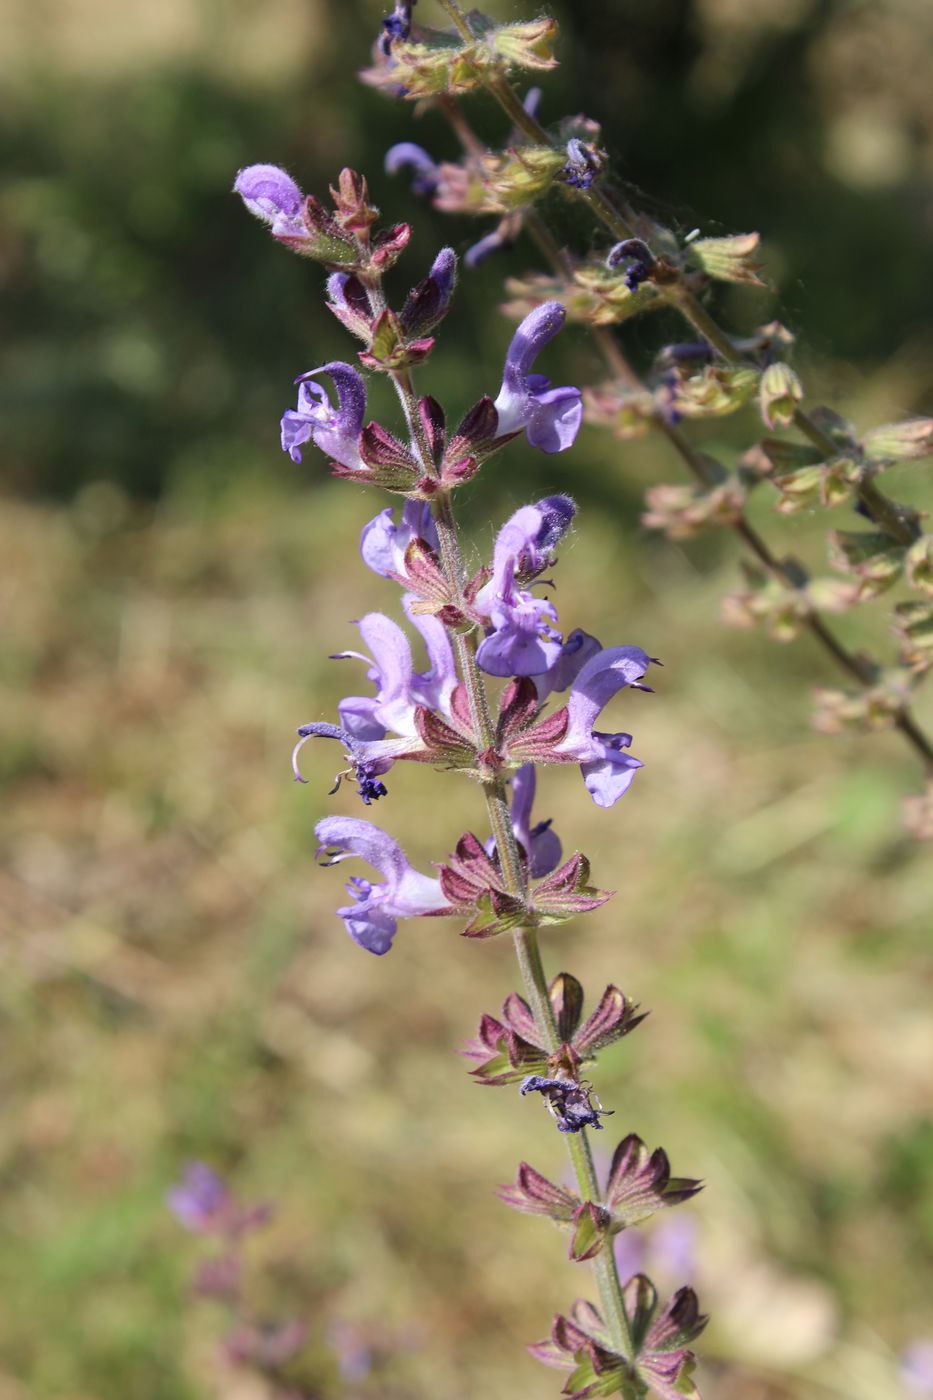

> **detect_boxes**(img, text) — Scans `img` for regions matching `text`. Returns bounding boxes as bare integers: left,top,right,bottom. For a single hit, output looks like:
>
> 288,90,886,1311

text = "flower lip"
315,814,447,955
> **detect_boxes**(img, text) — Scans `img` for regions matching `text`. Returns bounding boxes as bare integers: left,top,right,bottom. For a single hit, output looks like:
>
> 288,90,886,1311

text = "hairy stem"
391,354,638,1359
430,6,920,551
425,76,933,773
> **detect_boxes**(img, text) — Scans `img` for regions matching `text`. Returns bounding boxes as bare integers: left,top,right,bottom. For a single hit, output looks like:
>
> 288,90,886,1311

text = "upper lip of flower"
492,302,583,454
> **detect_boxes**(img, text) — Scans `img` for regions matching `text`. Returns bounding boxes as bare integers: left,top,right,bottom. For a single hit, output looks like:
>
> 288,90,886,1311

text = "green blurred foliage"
2,1,933,1398
3,0,932,498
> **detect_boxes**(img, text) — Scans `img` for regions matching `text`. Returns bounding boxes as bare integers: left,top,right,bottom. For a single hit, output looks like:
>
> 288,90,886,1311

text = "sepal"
290,195,360,264
497,1162,579,1222
569,1202,613,1262
642,479,746,539
489,18,559,70
759,361,803,429
828,529,905,597
531,852,613,924
462,975,645,1085
862,417,933,462
329,168,379,236
605,1134,703,1227
894,599,933,674
906,536,933,595
687,231,764,285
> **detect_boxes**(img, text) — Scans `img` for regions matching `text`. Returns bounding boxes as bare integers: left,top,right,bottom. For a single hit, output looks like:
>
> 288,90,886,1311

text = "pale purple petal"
355,612,418,735
901,1341,933,1397
405,600,457,717
283,362,366,469
510,765,562,876
337,694,385,742
167,1163,230,1233
429,246,457,306
581,744,643,809
476,594,562,677
560,646,652,756
492,303,582,454
360,501,438,580
384,142,440,197
524,384,584,454
316,816,447,956
534,628,603,702
234,164,303,222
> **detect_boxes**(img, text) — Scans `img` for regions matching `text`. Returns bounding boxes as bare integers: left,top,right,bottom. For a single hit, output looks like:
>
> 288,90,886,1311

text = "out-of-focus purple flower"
328,1321,374,1384
333,604,456,742
167,1163,232,1234
493,302,582,453
361,500,439,580
510,764,562,876
554,646,652,806
315,815,448,954
280,362,366,467
464,227,512,269
379,0,415,56
233,164,307,243
902,1342,933,1397
225,1320,309,1370
385,141,440,197
475,496,576,677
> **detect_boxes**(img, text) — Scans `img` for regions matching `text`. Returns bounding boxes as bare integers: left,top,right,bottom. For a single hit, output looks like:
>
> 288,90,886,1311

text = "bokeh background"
2,0,932,1396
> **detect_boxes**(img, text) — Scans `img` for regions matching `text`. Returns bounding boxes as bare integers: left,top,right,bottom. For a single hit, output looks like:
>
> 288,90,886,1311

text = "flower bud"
688,231,764,285
906,536,933,595
759,362,803,429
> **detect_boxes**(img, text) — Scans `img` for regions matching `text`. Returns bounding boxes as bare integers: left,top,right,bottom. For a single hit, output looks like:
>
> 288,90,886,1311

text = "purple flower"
280,362,366,467
496,764,562,877
315,815,447,954
361,500,439,580
292,721,393,804
379,0,415,56
464,227,513,269
561,137,599,190
606,238,656,293
493,302,582,453
333,603,456,742
385,141,440,197
902,1342,933,1397
167,1163,231,1233
233,164,308,243
475,496,576,678
534,627,604,702
553,645,652,807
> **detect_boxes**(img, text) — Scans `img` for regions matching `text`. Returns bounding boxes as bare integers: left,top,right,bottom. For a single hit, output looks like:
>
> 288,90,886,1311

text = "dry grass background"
2,424,931,1396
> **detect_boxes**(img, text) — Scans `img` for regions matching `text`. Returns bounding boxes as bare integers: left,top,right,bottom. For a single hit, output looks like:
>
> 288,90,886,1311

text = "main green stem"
391,361,637,1360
